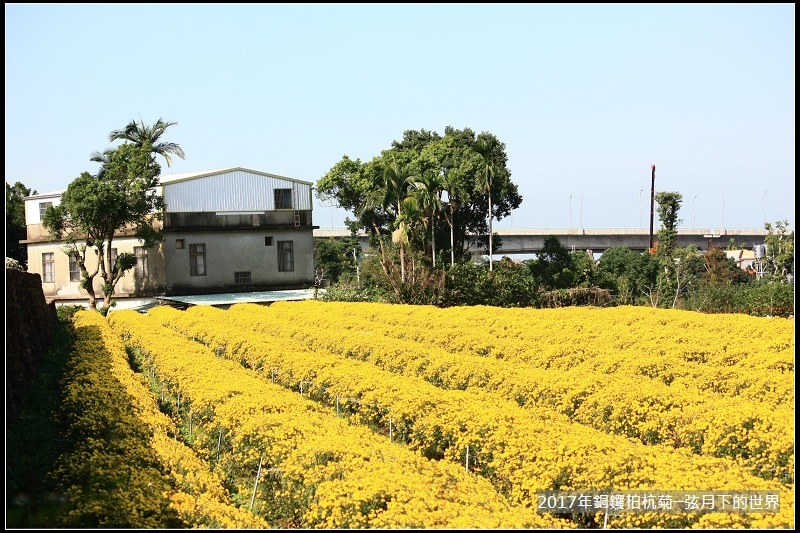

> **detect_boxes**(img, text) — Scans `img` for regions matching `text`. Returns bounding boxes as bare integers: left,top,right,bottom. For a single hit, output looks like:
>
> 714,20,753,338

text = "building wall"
163,229,314,294
26,236,167,301
23,168,317,301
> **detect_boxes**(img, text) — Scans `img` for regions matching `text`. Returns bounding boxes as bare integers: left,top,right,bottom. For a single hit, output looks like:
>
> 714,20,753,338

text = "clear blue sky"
5,3,795,231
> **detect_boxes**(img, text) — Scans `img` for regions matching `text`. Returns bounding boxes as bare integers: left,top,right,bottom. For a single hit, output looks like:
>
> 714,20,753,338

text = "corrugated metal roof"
30,167,312,198
159,167,313,186
157,288,321,307
162,168,313,212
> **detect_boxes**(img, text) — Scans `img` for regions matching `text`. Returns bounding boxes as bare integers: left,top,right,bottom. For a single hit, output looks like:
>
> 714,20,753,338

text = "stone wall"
6,267,57,421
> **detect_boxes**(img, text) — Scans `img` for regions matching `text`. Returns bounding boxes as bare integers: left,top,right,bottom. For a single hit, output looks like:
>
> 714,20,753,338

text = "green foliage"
485,257,540,307
56,304,85,322
441,261,492,306
320,280,392,303
6,180,35,267
763,220,794,280
698,246,750,287
42,142,165,309
595,246,658,305
654,191,683,255
525,236,577,290
316,127,522,266
354,238,445,304
6,311,75,527
6,256,25,270
540,287,613,308
92,117,186,168
442,258,538,308
651,191,686,307
685,279,794,317
742,281,795,317
314,236,360,284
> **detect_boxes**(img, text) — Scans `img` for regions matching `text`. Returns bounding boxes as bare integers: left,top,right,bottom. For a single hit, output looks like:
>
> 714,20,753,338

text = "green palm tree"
392,195,424,284
474,136,497,271
361,157,415,282
409,170,444,265
91,118,186,167
441,167,465,268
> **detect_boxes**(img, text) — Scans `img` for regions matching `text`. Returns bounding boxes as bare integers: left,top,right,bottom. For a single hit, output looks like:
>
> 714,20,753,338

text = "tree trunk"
86,288,98,310
400,244,406,283
488,196,493,271
445,206,455,268
430,210,436,266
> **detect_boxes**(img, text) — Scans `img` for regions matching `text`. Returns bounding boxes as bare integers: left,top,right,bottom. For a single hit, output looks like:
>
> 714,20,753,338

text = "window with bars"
190,243,206,276
278,240,294,272
42,252,55,282
235,271,252,285
109,248,118,272
274,188,292,209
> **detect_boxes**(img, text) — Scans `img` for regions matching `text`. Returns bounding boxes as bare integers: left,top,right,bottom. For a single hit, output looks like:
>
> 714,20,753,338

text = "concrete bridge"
313,227,770,255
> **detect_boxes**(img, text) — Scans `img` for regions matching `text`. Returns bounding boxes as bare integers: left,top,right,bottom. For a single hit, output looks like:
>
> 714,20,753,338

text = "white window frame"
42,252,55,282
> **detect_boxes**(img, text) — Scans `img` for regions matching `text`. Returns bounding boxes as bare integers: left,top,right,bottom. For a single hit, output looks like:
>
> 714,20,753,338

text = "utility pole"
649,164,656,250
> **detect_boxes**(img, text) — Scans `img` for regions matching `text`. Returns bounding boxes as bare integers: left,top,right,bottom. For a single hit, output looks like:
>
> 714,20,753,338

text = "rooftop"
156,288,321,308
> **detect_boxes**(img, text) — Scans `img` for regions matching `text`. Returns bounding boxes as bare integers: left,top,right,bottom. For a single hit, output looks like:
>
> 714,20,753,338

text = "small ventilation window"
265,236,273,246
235,271,252,285
176,239,185,249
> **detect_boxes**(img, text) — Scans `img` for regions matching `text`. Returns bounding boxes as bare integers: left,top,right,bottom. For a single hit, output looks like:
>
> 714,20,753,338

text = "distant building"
725,248,757,271
22,167,317,306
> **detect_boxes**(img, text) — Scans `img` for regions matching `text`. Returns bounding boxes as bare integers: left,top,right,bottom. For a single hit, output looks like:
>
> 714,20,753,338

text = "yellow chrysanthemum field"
97,301,793,529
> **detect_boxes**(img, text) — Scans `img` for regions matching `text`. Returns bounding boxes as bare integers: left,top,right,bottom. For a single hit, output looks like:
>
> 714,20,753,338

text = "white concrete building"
23,167,317,306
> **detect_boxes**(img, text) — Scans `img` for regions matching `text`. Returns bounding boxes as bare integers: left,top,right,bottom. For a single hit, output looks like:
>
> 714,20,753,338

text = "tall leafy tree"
419,134,476,268
6,181,36,267
654,191,683,255
361,156,416,284
526,236,577,290
652,191,684,307
316,127,521,268
408,168,444,265
42,142,165,311
91,118,186,168
313,235,361,285
763,220,794,281
441,165,467,268
595,246,658,305
392,195,423,286
474,135,498,271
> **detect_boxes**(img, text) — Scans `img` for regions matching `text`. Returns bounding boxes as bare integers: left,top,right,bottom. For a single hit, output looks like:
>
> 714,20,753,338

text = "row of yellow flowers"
264,302,793,404
142,304,793,528
221,302,794,484
73,310,271,528
108,309,563,529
